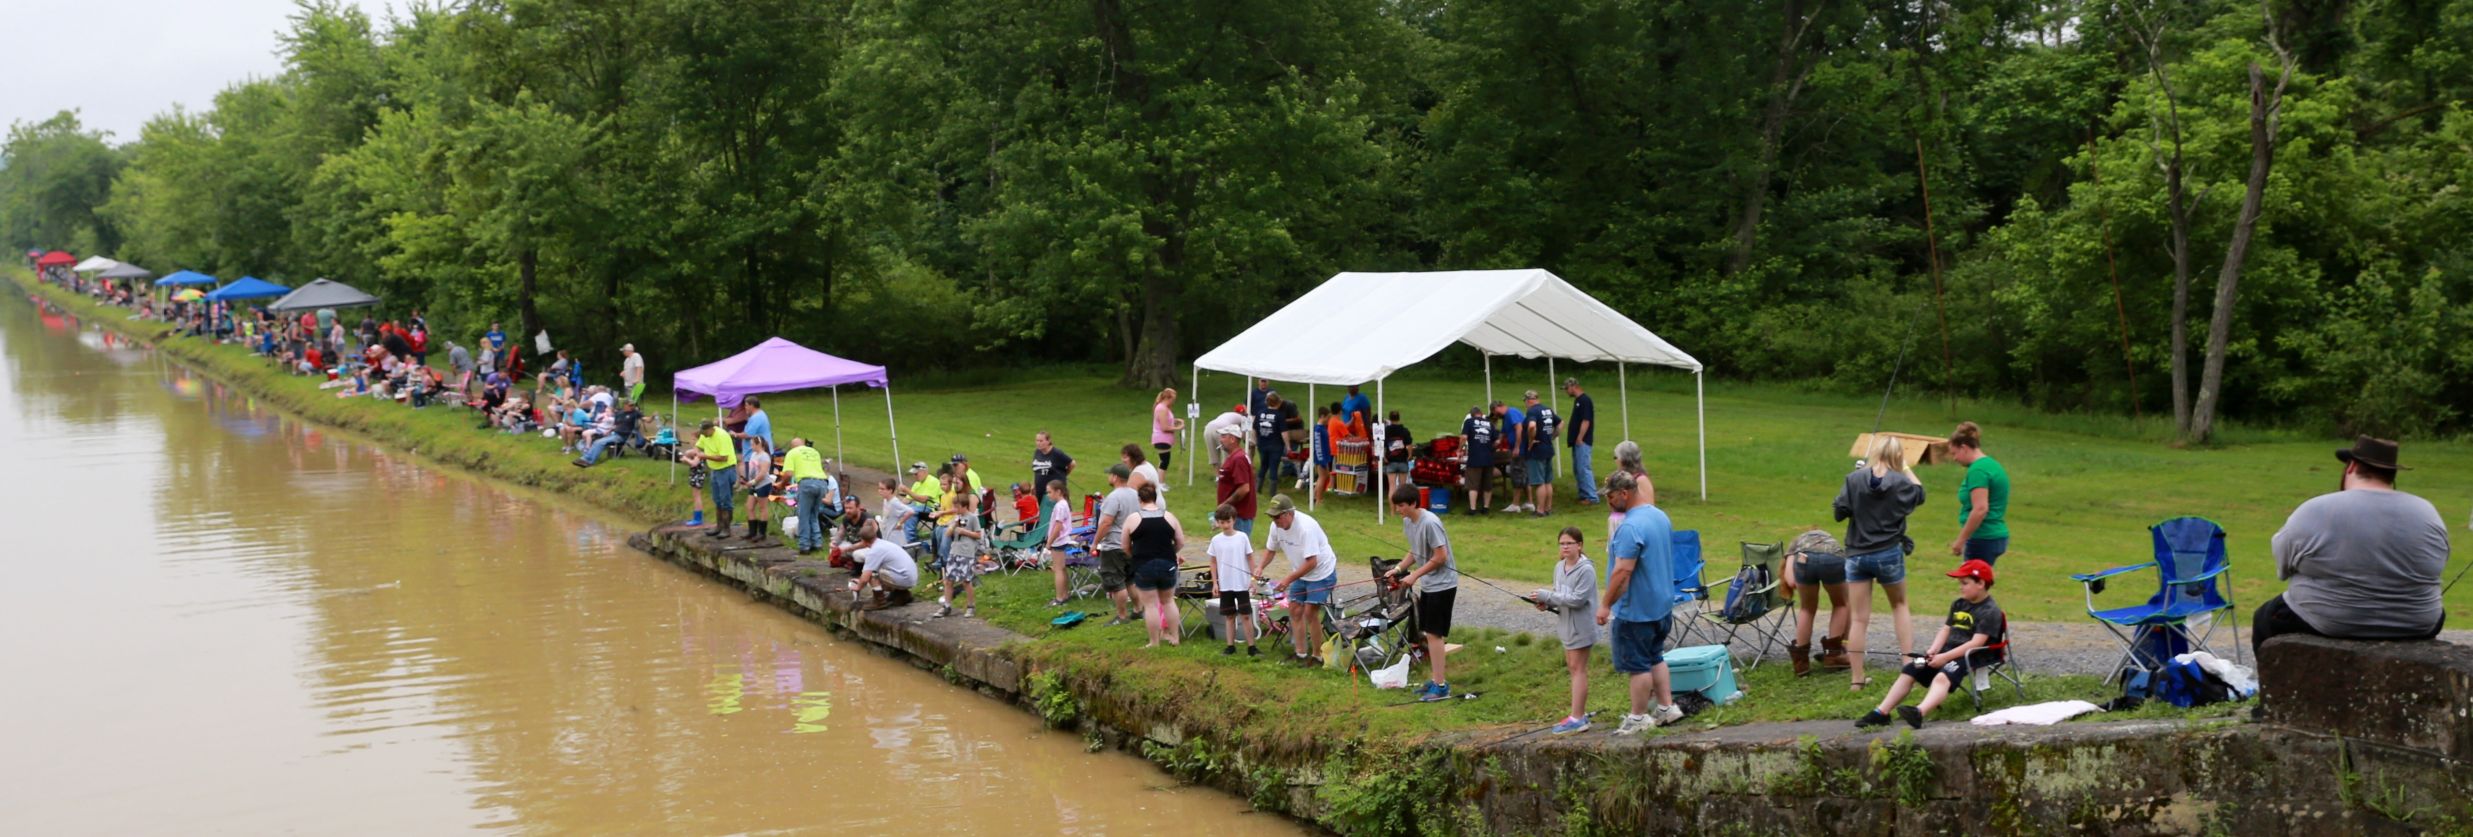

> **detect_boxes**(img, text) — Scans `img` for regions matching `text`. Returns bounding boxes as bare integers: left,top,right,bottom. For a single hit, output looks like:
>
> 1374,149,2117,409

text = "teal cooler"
1666,644,1742,704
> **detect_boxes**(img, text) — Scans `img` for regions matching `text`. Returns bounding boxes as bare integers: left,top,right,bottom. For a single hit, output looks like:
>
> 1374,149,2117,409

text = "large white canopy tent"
1191,269,1705,521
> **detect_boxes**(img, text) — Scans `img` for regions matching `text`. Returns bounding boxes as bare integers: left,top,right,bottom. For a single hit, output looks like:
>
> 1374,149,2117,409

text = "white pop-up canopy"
1193,269,1706,519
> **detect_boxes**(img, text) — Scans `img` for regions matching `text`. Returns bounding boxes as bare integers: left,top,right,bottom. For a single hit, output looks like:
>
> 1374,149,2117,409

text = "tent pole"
832,385,844,468
668,390,678,485
883,383,902,477
1548,358,1559,479
1483,353,1492,405
1697,370,1708,501
1619,362,1630,442
1307,383,1316,511
1188,366,1198,487
1375,376,1386,525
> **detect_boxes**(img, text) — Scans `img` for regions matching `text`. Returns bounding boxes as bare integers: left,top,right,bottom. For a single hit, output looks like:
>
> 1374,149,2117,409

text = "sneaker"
1896,706,1925,730
1222,645,1237,656
962,608,974,619
1247,645,1262,658
1105,617,1130,627
1501,502,1524,513
1612,714,1655,737
1651,703,1685,727
1046,597,1070,608
1419,682,1452,703
1855,710,1893,729
1550,716,1591,736
930,605,952,619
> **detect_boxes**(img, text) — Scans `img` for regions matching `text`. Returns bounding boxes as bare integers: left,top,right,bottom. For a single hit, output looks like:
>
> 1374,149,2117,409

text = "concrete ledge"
2262,634,2473,761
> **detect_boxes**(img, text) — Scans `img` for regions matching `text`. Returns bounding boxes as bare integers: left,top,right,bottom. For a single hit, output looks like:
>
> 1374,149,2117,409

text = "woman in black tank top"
1120,484,1187,647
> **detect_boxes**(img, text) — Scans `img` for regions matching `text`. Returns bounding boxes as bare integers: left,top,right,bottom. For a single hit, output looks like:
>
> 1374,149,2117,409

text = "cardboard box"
1849,432,1951,468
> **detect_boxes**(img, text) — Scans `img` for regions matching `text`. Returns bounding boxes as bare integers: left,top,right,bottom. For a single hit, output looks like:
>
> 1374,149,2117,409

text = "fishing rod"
1870,307,1928,438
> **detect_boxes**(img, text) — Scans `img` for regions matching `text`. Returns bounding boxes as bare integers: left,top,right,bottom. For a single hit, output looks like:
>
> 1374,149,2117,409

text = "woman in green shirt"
1945,422,2010,565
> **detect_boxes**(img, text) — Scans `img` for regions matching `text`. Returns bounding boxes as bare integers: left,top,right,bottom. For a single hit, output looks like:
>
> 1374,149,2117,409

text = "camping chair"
988,515,1051,574
1694,541,1790,670
1329,558,1420,673
1665,530,1715,648
1961,640,2028,713
2070,516,2241,685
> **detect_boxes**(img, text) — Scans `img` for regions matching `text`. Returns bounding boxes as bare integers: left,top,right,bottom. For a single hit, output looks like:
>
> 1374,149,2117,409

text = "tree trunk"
1124,272,1178,389
518,246,541,356
2166,167,2192,435
2189,61,2287,443
1727,0,1812,276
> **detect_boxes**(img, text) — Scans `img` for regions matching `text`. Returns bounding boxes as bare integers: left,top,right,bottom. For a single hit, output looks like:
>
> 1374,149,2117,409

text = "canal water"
0,291,1294,834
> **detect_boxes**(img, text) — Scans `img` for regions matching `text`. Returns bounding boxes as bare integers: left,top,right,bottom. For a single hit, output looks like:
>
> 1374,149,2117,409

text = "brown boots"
1788,642,1813,676
1819,636,1852,670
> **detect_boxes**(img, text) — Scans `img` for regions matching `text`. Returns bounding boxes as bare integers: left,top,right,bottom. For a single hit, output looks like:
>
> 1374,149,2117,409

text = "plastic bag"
780,516,799,538
1322,635,1349,671
1370,655,1411,689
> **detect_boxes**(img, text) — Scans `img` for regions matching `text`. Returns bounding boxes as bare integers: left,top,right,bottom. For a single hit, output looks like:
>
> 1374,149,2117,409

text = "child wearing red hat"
1857,559,2006,730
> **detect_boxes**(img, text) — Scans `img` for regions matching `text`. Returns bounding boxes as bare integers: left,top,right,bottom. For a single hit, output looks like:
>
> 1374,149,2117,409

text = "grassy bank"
21,268,2277,745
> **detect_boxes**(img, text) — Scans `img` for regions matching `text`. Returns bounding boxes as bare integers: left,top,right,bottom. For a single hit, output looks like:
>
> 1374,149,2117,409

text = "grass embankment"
7,271,2354,748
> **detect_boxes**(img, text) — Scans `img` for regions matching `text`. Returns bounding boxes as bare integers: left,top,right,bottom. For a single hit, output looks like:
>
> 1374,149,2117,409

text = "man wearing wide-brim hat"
2255,435,2452,656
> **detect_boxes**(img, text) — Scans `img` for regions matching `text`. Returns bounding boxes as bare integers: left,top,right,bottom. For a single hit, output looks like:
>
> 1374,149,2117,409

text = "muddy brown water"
0,292,1296,834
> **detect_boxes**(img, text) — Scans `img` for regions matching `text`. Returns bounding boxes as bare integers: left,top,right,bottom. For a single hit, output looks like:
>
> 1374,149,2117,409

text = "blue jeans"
1845,546,1908,585
1234,517,1255,538
1572,443,1596,502
1256,445,1286,491
580,433,624,464
1963,537,2008,565
709,473,735,516
795,478,830,550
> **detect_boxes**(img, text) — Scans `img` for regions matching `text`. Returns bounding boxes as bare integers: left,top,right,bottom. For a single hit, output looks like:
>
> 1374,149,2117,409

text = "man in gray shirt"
1093,464,1142,627
2255,436,2450,656
1385,484,1461,701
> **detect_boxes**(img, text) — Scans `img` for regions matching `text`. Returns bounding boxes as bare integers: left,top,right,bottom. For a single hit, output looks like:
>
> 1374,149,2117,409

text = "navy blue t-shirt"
1525,406,1560,460
1567,394,1595,447
1462,416,1496,467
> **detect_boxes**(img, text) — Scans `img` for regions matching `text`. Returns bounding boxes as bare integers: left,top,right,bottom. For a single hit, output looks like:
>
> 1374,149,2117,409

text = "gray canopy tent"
266,278,381,313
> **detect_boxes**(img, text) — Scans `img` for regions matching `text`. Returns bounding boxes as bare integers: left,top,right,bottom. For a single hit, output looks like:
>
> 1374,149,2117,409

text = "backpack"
1719,564,1773,621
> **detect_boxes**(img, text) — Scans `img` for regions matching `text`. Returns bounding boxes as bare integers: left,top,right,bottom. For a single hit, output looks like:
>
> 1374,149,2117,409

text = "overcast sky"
4,0,385,144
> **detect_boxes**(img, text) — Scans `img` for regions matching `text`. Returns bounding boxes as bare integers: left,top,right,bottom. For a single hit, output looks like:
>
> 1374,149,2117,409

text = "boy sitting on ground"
1857,559,2006,730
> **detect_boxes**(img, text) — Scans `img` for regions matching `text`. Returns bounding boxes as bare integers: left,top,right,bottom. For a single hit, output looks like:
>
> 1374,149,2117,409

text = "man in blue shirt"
1340,385,1372,428
1597,470,1683,734
485,323,508,356
734,395,774,455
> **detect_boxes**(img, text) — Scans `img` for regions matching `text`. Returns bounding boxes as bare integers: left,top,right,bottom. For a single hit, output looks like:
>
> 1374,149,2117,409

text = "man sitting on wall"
2254,436,2451,655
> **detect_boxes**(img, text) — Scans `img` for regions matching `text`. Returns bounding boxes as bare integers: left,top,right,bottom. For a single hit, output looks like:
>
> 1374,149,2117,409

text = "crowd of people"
27,258,2458,738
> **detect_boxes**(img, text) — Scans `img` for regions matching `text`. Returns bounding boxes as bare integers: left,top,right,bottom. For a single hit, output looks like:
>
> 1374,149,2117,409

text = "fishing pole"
1496,711,1597,745
1869,306,1929,439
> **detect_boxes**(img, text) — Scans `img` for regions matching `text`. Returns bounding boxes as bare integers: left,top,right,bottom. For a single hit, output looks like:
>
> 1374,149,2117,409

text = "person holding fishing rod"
1384,484,1462,703
1834,435,1926,692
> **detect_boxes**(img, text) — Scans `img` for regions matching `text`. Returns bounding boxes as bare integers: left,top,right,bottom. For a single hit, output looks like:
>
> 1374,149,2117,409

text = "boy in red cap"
1857,559,2006,730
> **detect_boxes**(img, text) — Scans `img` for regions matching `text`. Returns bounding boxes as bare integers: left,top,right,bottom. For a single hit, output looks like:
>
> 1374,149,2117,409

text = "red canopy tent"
34,251,75,268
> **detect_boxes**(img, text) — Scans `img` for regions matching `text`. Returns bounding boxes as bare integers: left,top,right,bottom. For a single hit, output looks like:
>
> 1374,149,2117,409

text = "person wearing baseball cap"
2254,436,2450,658
1857,559,2004,731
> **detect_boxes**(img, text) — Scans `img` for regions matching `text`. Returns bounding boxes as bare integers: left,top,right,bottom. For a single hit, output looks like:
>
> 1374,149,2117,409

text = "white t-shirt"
877,498,912,546
1204,411,1247,441
1209,530,1254,592
1133,462,1166,505
621,352,645,385
1266,511,1337,582
1047,498,1074,548
858,539,917,588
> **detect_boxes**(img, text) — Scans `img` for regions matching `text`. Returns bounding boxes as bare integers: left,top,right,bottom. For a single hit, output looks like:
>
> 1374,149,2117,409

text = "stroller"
1331,557,1422,672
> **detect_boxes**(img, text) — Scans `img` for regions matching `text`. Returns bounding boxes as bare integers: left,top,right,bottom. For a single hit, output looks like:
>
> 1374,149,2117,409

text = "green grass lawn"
716,365,2473,624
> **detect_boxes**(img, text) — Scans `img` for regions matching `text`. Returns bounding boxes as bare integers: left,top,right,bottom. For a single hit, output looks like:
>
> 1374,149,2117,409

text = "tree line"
4,0,2470,440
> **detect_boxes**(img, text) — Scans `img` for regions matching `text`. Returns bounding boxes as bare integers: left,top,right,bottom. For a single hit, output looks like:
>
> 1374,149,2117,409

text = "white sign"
1185,401,1200,419
534,330,553,356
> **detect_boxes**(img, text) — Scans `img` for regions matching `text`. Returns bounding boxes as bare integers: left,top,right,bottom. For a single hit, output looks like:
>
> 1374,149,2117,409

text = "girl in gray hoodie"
1532,526,1600,734
1831,436,1927,690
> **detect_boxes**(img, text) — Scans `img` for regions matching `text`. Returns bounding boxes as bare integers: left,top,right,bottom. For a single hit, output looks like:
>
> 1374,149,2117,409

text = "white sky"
2,0,386,144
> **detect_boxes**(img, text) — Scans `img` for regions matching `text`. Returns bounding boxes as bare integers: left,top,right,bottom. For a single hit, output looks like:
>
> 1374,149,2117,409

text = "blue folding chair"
1664,530,1713,647
2070,517,2242,684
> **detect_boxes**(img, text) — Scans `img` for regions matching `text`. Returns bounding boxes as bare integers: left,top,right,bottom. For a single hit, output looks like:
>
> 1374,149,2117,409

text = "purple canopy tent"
668,337,900,483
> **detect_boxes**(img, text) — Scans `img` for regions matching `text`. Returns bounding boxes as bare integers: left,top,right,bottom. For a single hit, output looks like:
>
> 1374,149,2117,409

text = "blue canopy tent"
154,270,219,287
203,276,290,302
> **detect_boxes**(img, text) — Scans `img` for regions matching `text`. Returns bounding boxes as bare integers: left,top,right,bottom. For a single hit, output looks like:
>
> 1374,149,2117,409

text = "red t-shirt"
1014,495,1039,524
1217,449,1256,519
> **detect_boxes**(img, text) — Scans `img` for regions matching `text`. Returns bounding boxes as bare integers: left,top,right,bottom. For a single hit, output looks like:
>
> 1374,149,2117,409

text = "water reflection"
0,293,1294,835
